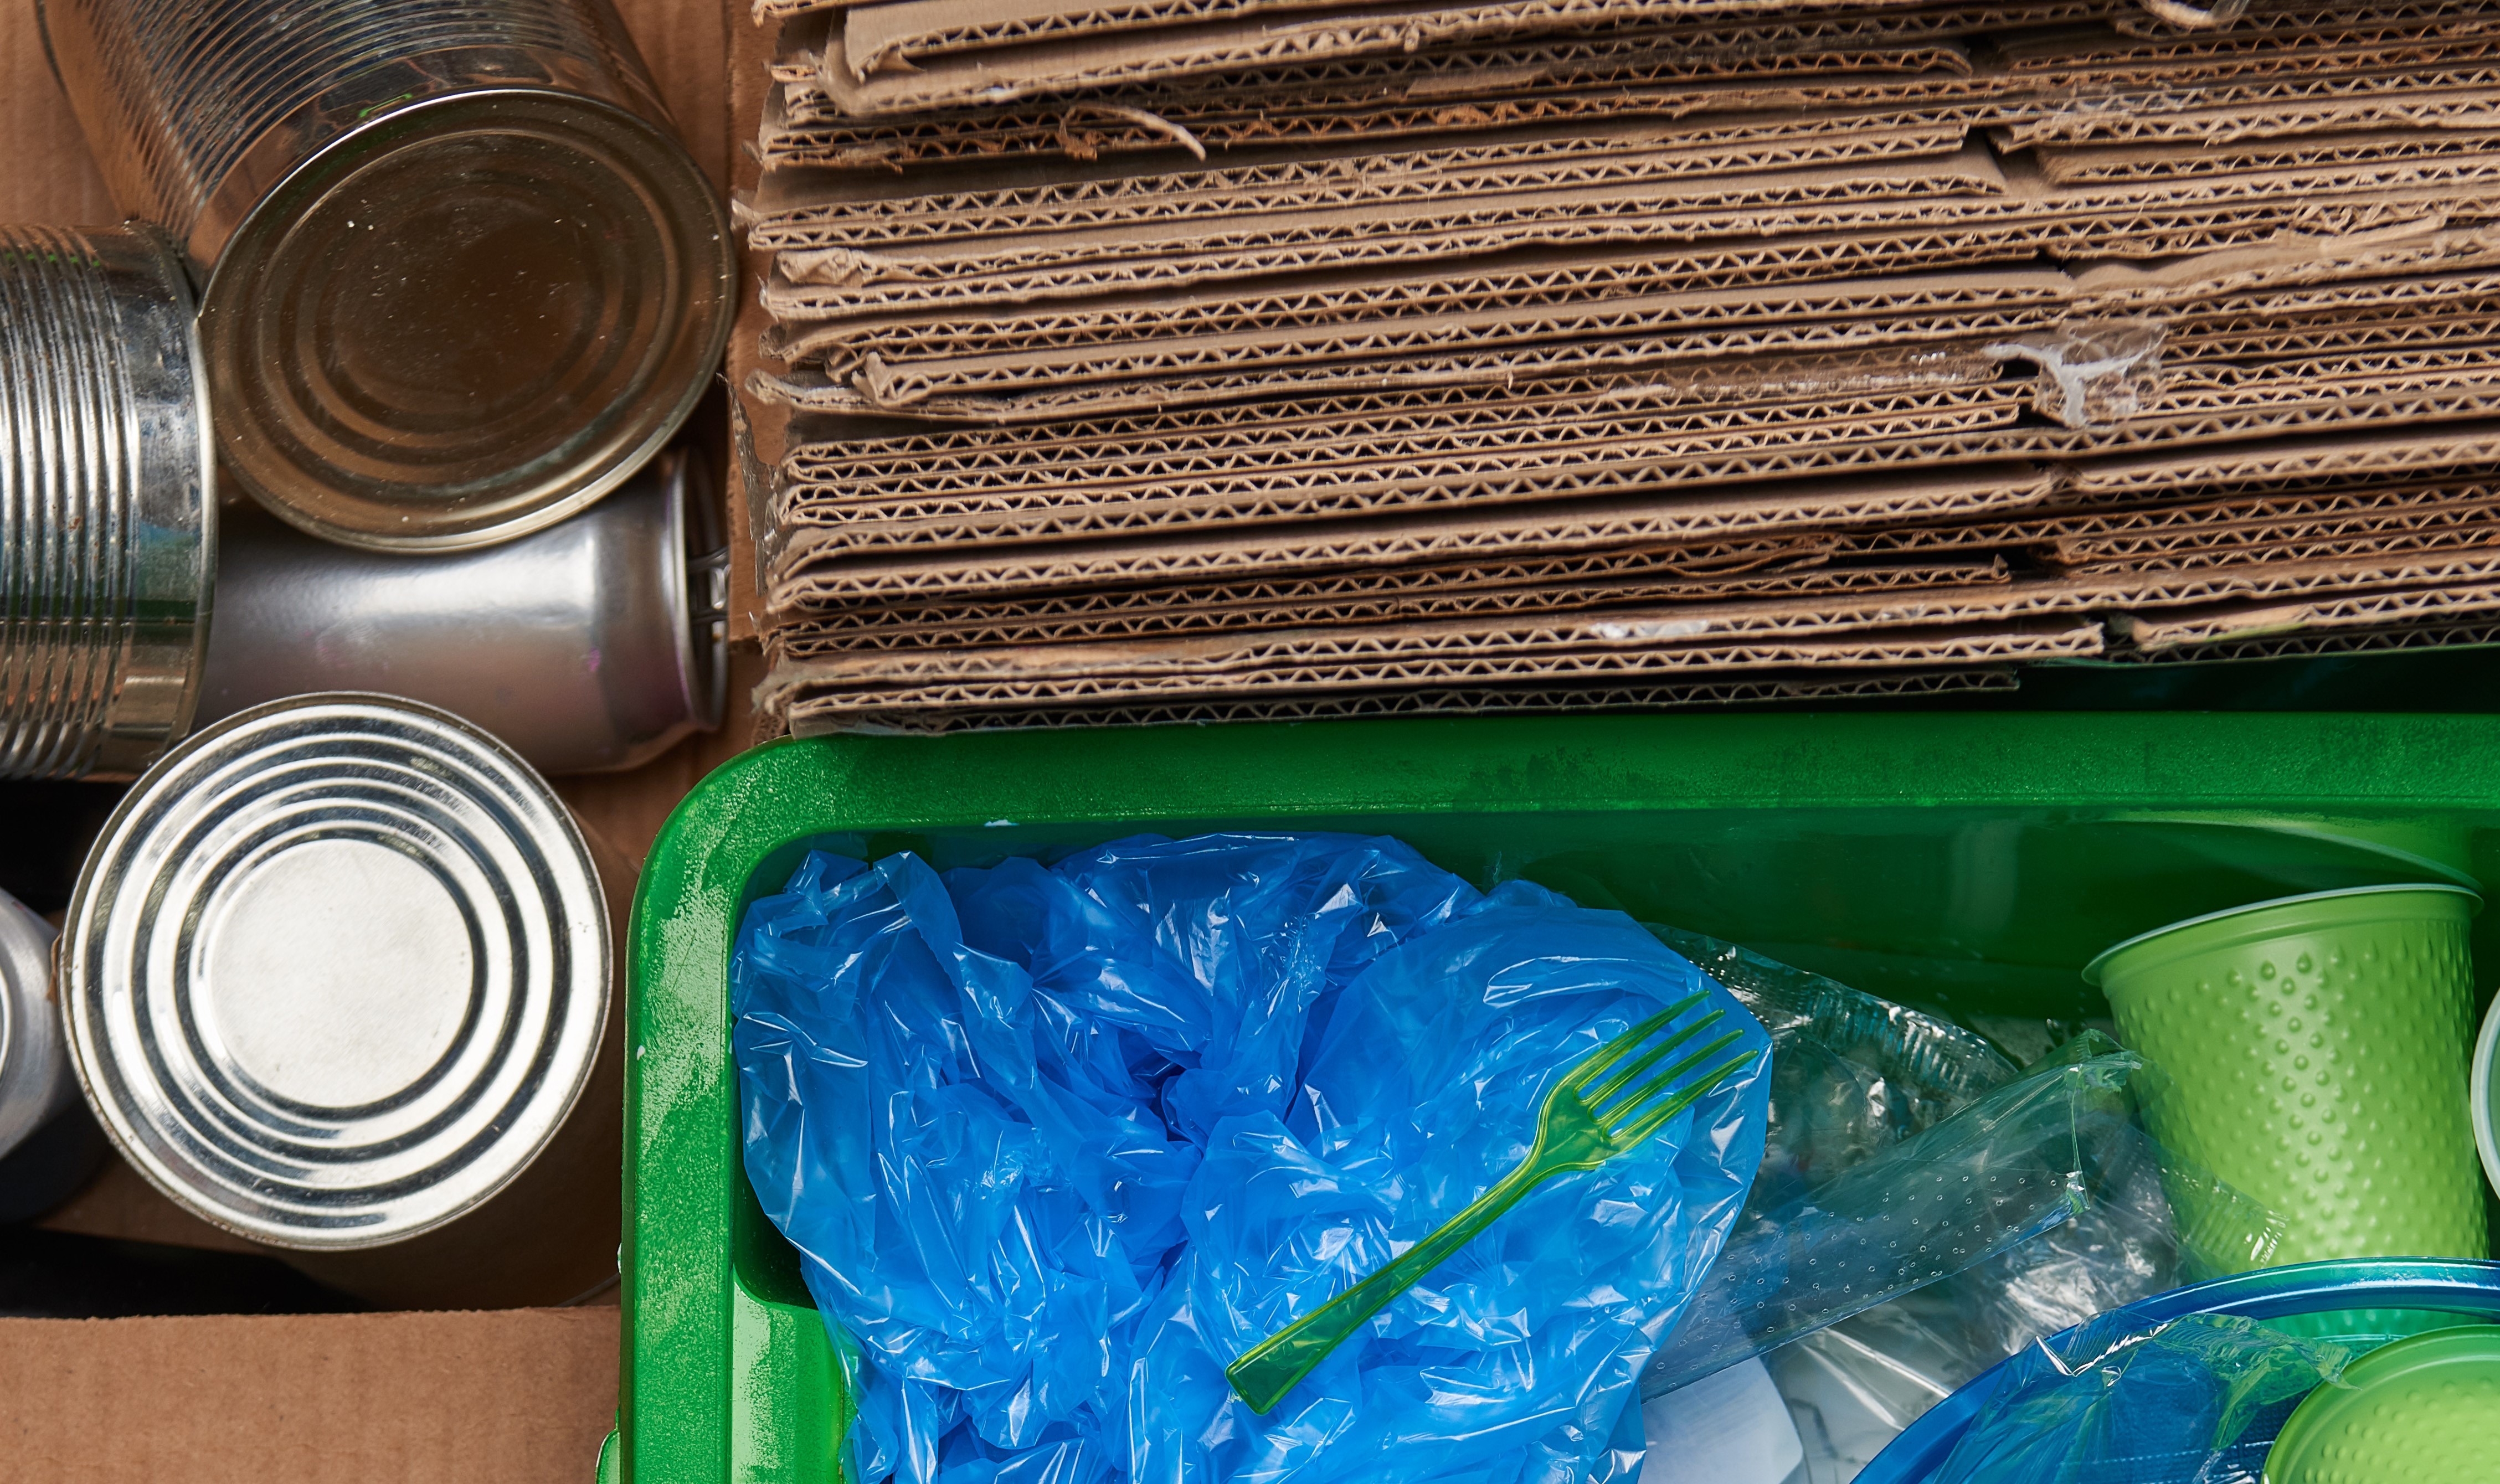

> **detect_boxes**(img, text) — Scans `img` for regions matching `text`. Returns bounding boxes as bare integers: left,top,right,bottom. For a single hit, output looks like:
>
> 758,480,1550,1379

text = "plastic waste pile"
733,832,2500,1484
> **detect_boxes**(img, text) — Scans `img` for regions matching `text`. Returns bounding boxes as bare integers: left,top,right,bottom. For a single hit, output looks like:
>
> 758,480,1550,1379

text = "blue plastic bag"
734,833,1772,1484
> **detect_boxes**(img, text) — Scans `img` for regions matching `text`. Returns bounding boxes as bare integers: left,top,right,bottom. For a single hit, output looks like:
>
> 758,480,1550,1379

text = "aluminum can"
40,0,735,552
196,445,727,774
0,222,212,780
61,693,619,1305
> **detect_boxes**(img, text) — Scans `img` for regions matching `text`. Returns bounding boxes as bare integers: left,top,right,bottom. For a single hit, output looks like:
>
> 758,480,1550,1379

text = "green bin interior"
620,712,2500,1483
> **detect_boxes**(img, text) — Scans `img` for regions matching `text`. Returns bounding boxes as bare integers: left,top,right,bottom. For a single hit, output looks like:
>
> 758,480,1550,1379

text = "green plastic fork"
1223,992,1756,1414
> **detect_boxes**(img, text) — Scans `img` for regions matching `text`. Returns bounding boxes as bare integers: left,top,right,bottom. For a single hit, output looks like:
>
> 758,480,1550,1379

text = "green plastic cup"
2264,1325,2500,1483
2085,884,2489,1269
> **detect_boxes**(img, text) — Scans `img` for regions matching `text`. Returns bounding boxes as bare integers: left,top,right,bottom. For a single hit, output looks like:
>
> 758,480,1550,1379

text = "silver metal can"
0,888,74,1166
61,693,614,1300
0,222,213,780
0,887,106,1224
39,0,735,553
196,445,728,774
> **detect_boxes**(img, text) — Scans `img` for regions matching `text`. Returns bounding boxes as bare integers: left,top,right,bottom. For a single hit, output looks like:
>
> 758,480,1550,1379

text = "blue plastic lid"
1854,1260,2500,1484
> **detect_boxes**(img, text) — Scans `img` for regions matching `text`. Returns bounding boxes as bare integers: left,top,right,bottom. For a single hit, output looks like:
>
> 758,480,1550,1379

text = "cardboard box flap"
2071,419,2500,493
762,619,2108,716
765,462,2060,603
771,547,2500,691
765,123,1987,265
775,535,1844,629
803,269,2077,405
773,382,2025,535
2128,576,2500,648
785,664,2020,736
751,334,2002,420
770,556,2013,650
799,0,1969,115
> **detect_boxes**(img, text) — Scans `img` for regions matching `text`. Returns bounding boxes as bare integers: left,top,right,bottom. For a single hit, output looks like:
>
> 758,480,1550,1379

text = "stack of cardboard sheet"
738,0,2500,733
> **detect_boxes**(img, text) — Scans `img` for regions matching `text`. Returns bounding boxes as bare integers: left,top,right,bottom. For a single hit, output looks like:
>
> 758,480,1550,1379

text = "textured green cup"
2264,1325,2500,1483
2086,885,2489,1269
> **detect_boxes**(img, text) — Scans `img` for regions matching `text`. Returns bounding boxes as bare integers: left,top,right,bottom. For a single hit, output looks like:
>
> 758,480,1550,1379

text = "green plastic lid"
2265,1325,2500,1484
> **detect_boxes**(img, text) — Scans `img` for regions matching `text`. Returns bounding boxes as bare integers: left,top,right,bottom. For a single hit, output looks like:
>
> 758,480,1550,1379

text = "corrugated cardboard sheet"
739,0,2500,730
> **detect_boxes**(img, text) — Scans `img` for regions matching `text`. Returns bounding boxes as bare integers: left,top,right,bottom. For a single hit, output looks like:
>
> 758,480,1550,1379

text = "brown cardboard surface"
37,1157,271,1256
0,1308,619,1484
732,0,2500,722
1,0,112,222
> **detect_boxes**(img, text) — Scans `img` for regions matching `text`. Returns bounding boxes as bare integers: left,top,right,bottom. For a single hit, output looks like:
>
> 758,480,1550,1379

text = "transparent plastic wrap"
1649,929,2018,1218
733,833,1773,1484
1926,1312,2352,1484
1641,1040,2144,1397
1765,1109,2280,1481
1984,318,2166,430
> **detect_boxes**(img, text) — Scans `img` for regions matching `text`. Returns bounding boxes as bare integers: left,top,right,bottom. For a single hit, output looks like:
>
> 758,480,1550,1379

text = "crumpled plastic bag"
733,833,1773,1484
1928,1311,2352,1484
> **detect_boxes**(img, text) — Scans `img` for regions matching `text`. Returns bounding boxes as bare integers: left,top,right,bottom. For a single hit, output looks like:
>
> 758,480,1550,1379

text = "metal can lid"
61,694,611,1249
199,88,733,553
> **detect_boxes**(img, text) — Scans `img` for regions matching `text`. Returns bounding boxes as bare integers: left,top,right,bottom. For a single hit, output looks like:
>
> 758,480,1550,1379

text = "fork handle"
1223,1152,1555,1414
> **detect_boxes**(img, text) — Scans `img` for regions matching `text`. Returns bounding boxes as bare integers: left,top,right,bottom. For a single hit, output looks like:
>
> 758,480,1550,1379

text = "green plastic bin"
618,713,2500,1483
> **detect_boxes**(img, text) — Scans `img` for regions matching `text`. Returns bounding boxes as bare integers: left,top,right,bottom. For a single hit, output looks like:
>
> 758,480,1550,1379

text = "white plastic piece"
1641,1358,1805,1484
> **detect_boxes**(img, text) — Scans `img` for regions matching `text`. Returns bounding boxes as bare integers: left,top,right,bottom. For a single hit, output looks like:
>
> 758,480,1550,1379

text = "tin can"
196,445,728,774
39,0,735,553
60,693,620,1306
0,886,110,1224
0,221,213,780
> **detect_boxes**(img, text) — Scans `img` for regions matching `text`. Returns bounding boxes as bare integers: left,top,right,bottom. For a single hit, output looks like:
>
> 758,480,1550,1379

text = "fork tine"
1594,1029,1747,1131
1614,1053,1758,1147
1606,1045,1755,1146
1556,992,1709,1094
1582,1009,1721,1110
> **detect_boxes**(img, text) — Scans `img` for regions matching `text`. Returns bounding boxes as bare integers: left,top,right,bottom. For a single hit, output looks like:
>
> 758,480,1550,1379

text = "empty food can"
0,221,213,780
39,0,734,552
60,693,621,1307
196,445,727,774
0,885,107,1223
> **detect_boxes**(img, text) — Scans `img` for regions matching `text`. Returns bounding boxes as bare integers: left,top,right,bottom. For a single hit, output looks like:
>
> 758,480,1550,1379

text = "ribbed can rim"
60,692,611,1249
